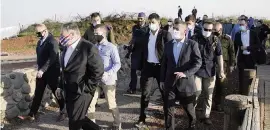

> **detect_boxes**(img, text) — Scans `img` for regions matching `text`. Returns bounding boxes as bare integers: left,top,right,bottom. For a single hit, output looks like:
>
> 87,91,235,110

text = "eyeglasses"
36,30,46,34
203,28,212,32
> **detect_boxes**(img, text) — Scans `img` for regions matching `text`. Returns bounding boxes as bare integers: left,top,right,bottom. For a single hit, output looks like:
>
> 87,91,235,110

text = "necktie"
188,30,192,39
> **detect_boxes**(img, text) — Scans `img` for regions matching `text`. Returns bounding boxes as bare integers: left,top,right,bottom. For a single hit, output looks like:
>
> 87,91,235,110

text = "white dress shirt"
241,30,250,55
40,35,48,46
186,28,194,38
64,38,81,67
147,29,160,63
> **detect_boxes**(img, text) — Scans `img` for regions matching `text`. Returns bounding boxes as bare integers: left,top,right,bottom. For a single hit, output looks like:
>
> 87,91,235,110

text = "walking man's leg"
127,69,137,94
164,89,176,130
87,87,101,122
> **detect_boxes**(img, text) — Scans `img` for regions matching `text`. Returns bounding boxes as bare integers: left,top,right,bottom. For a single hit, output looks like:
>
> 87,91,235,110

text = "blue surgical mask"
239,26,247,32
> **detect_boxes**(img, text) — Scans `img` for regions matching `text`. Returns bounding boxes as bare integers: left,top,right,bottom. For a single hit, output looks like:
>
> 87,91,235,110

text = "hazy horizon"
1,0,270,28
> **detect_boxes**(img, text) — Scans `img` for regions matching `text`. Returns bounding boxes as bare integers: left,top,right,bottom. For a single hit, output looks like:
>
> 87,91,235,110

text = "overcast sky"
1,0,270,28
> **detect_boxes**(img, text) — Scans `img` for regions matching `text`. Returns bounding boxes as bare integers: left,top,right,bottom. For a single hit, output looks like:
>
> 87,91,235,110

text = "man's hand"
229,66,235,73
55,88,62,99
174,72,186,79
241,46,248,50
219,72,226,79
36,70,44,78
101,72,109,83
160,82,165,91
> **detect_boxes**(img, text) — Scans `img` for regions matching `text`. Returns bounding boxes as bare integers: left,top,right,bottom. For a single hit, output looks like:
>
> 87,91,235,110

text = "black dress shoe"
201,118,212,125
57,113,67,122
127,89,136,94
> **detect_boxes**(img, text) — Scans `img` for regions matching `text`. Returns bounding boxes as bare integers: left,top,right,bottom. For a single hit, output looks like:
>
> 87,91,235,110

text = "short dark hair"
239,15,248,22
93,24,108,34
185,15,196,22
174,19,186,26
91,12,101,18
203,19,214,25
148,13,160,20
258,20,263,24
203,15,208,18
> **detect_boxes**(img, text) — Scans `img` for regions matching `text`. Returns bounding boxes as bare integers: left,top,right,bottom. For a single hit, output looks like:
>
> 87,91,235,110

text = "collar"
173,37,185,44
149,28,160,36
98,39,109,46
69,38,81,49
241,29,250,34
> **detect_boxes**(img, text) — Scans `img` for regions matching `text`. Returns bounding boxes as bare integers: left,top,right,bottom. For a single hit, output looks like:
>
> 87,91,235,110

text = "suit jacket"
234,30,261,66
60,38,104,100
160,39,202,94
36,33,60,78
141,29,171,66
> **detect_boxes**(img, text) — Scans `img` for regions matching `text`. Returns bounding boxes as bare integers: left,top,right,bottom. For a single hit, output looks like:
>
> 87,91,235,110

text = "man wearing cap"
126,12,149,94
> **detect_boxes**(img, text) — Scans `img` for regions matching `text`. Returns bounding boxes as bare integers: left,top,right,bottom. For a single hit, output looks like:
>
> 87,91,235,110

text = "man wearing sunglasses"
126,12,149,94
191,19,225,125
161,19,202,130
25,24,66,121
213,22,235,112
234,15,261,95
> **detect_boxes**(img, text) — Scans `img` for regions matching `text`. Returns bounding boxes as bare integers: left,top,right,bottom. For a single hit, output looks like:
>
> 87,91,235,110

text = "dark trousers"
214,62,228,106
66,92,100,130
238,55,256,95
129,69,140,91
164,88,196,130
139,62,164,122
29,76,65,116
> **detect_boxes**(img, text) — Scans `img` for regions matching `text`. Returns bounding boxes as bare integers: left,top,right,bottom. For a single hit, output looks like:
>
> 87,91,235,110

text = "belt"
147,62,160,66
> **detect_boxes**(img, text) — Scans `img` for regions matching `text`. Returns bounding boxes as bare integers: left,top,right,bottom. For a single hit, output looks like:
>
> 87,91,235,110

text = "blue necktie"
188,30,192,39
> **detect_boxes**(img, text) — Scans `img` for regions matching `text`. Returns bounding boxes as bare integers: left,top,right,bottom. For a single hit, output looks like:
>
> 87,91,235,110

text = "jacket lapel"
177,39,188,65
65,39,82,68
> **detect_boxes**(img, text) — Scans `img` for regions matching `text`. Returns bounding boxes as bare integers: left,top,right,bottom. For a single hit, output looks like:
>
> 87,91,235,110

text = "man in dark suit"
26,24,66,121
185,15,201,39
55,22,104,130
234,16,261,95
135,13,171,128
126,12,149,94
178,6,182,20
161,20,202,130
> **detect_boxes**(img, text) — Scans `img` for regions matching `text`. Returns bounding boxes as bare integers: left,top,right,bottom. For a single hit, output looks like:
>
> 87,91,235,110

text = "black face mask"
213,32,221,36
36,32,43,39
94,35,104,43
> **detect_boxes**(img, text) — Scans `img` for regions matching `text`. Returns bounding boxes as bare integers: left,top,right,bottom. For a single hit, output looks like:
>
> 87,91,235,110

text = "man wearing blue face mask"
191,19,225,125
234,15,261,95
135,13,171,128
161,19,202,130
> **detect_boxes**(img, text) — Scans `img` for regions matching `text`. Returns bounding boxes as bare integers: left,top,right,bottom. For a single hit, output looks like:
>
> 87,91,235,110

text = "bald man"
26,24,66,121
213,22,235,111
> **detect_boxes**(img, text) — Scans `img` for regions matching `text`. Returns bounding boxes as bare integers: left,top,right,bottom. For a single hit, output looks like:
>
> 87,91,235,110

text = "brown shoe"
57,113,67,122
23,115,36,122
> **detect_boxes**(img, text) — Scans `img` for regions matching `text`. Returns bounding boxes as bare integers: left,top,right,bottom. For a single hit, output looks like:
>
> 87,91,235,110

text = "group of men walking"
24,9,268,130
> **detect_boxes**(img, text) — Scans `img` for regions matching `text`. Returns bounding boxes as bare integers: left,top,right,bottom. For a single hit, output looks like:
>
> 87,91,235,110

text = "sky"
1,0,270,28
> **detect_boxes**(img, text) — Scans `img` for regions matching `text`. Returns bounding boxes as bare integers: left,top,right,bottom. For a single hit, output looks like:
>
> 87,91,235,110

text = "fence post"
223,94,252,130
241,69,256,95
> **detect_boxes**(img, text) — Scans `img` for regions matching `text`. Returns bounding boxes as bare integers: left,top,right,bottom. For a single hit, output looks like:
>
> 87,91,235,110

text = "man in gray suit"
160,19,202,130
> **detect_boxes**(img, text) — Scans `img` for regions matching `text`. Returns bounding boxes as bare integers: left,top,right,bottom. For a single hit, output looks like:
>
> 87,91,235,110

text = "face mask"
213,32,221,36
239,26,247,32
59,35,70,46
187,25,194,30
172,30,182,39
202,30,212,37
168,22,172,26
149,23,158,31
94,35,104,43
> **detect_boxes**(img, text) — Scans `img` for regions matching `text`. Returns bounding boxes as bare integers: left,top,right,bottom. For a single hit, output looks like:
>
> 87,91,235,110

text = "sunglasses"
36,30,46,34
203,28,212,32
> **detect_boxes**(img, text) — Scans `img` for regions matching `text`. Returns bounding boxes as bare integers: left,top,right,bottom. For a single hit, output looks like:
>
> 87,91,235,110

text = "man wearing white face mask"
234,15,261,95
83,12,116,44
163,18,174,36
161,19,202,130
191,19,225,125
185,15,201,39
135,13,171,128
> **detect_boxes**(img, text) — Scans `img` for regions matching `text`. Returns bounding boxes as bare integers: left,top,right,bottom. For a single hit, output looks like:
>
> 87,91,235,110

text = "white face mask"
188,25,194,30
149,23,158,31
168,22,172,26
202,30,212,37
172,30,182,40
